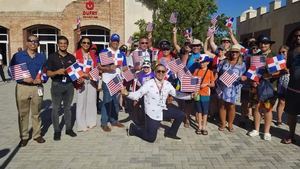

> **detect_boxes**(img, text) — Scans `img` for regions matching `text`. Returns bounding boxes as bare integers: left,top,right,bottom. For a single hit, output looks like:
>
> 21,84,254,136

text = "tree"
135,0,230,46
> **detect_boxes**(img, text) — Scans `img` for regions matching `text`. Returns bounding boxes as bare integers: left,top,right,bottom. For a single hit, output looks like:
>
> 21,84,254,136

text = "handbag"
257,79,274,101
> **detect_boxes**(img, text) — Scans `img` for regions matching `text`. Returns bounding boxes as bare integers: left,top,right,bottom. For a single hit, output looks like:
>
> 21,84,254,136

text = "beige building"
0,0,152,65
237,0,300,51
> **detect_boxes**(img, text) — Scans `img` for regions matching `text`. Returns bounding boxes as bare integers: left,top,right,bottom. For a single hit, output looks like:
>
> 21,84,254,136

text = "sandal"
281,137,296,144
201,130,208,135
218,127,225,131
227,127,234,132
195,129,202,135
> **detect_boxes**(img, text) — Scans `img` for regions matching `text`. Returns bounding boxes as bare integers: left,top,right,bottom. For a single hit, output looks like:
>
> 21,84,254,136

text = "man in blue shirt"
10,35,46,147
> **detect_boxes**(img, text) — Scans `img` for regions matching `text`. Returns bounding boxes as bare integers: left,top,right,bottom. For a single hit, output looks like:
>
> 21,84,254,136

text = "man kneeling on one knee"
121,64,193,142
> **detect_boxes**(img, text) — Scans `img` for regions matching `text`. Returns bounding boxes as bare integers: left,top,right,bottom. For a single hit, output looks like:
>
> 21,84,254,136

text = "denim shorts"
195,96,210,115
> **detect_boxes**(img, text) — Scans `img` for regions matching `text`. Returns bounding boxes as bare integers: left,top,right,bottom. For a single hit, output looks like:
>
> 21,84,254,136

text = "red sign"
82,0,98,18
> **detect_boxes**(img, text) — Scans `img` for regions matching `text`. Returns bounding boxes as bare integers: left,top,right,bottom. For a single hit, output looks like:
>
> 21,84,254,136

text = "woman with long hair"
74,37,98,131
216,44,247,132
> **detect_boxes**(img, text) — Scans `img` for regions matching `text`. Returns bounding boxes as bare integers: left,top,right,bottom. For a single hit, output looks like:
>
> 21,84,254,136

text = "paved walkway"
1,80,300,169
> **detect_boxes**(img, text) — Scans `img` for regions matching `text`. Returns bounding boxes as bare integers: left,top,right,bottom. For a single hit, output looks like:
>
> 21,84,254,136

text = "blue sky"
216,0,286,18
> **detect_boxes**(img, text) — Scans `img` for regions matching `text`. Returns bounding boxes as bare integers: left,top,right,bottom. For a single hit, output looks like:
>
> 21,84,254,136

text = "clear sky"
216,0,286,18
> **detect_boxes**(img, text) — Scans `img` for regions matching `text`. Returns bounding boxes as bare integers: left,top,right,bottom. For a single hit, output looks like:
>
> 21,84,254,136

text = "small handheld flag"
127,36,133,44
89,68,100,81
219,69,239,87
177,66,192,80
225,17,234,28
266,55,286,74
146,22,154,32
251,55,266,68
36,66,48,83
132,50,143,66
66,62,84,81
99,51,115,65
121,68,135,82
169,12,178,24
180,76,200,93
10,63,31,80
245,66,263,82
211,15,218,25
107,75,123,96
168,59,185,74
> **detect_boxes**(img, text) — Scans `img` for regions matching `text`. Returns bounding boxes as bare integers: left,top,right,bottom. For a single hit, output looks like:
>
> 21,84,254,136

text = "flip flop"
218,127,225,131
281,137,296,144
195,129,202,135
201,130,208,135
227,127,234,132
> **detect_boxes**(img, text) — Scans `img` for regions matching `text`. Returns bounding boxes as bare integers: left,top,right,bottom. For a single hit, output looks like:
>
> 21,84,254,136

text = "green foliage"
135,0,231,46
133,19,148,42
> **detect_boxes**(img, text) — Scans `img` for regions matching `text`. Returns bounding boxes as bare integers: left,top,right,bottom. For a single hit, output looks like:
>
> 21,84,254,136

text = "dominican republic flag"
211,15,218,25
177,66,192,80
99,51,115,66
168,59,185,74
183,28,192,36
266,55,286,74
36,66,48,83
180,76,200,93
121,68,135,82
225,17,234,28
240,47,249,56
79,59,92,73
169,12,178,24
10,63,31,80
89,68,100,81
146,22,154,32
66,62,84,81
132,50,143,66
251,55,266,68
245,66,263,82
219,69,239,87
107,75,123,96
116,53,123,66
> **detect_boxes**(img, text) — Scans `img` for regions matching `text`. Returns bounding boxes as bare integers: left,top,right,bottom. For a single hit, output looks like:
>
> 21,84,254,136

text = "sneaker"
263,133,272,141
164,133,181,141
248,130,259,137
66,130,77,137
54,132,61,141
101,125,111,132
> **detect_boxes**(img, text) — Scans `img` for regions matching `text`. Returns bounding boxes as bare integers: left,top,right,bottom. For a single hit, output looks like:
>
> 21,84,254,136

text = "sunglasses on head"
82,41,91,45
156,70,166,74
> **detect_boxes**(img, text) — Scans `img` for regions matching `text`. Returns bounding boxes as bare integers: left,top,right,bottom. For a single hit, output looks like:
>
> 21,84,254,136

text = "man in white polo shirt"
99,33,127,132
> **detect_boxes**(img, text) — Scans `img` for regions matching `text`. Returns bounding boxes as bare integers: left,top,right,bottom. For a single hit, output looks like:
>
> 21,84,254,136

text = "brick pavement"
1,80,300,169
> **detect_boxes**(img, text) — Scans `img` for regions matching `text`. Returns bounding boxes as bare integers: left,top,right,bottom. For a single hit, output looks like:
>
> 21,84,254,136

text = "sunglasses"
27,39,39,44
140,42,148,45
279,51,287,54
82,41,91,45
142,66,150,69
156,70,166,74
192,45,201,48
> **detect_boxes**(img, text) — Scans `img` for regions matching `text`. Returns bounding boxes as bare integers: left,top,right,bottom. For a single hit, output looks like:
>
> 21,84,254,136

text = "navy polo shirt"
10,50,46,83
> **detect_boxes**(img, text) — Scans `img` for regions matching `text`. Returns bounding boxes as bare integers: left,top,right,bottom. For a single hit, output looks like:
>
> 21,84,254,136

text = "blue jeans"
100,82,120,126
131,107,184,143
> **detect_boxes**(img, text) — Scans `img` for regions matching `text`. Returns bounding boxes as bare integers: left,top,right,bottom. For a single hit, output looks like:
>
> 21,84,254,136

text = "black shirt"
46,52,76,83
287,51,300,90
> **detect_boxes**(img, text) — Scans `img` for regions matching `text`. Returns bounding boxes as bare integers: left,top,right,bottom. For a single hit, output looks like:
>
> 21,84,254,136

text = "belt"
18,82,39,86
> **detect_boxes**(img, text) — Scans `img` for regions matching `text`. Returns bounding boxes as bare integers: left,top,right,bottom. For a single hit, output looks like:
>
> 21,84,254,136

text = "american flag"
66,62,84,81
127,36,133,44
225,17,234,28
146,22,154,32
107,75,123,96
183,28,192,36
251,55,266,68
180,76,200,93
76,16,81,30
89,68,100,81
10,63,31,80
177,66,192,80
168,59,184,74
132,50,143,66
169,12,178,24
152,50,159,61
211,15,218,25
121,68,135,82
266,55,286,74
99,51,115,65
36,66,48,83
219,69,239,87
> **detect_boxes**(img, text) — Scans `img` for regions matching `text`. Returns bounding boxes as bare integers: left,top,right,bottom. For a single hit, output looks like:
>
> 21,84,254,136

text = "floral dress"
216,60,246,104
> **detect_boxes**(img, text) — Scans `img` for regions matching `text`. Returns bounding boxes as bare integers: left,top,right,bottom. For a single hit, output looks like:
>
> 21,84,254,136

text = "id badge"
62,76,67,83
38,86,44,97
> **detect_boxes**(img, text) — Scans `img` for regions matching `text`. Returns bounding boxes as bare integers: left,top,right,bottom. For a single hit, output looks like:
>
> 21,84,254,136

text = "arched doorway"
0,26,8,65
79,26,110,53
26,25,59,58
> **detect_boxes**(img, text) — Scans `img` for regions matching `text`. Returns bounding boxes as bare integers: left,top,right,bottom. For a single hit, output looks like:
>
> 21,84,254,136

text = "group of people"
9,25,300,146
